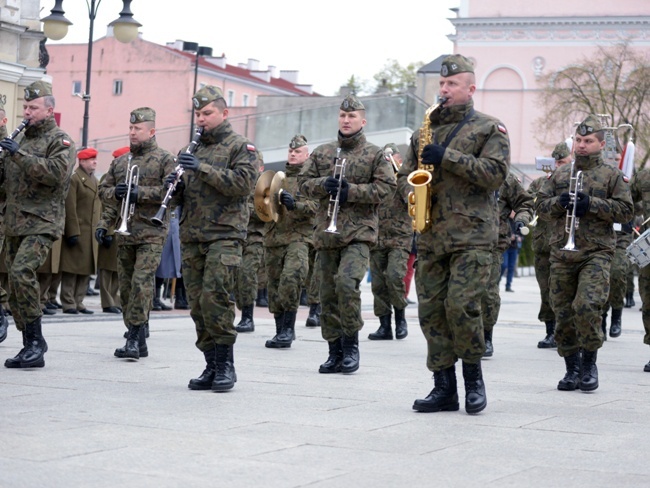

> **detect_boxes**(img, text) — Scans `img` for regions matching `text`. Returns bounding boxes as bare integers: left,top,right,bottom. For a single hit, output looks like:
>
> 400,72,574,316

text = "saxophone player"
397,55,510,415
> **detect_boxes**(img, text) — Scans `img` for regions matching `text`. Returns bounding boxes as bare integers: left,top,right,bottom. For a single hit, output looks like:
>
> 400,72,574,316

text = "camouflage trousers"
183,239,242,351
534,251,555,323
549,252,610,357
235,241,263,309
638,264,650,345
369,246,409,317
481,248,503,333
265,242,309,314
606,245,629,310
0,233,6,303
5,235,53,330
118,243,163,329
305,245,321,305
416,249,491,371
318,242,369,341
627,263,637,294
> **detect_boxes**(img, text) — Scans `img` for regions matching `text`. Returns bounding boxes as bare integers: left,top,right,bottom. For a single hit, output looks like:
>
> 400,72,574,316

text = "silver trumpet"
325,148,346,234
116,155,139,236
561,160,583,251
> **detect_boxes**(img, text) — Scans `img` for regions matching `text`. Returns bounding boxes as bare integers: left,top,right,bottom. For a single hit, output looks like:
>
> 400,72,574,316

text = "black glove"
323,176,340,196
621,222,634,234
102,234,114,249
0,137,19,155
165,172,184,195
574,191,590,218
115,183,128,201
178,153,200,171
558,192,572,210
95,228,107,245
338,178,349,205
513,221,526,235
279,191,296,211
421,144,445,169
65,235,79,247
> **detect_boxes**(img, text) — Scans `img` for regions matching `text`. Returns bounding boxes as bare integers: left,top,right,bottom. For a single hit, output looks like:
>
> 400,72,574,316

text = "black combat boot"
255,288,268,307
557,352,581,391
579,350,599,391
394,308,408,339
188,347,216,390
319,339,343,374
174,281,189,310
368,314,392,340
412,365,459,412
21,318,48,368
483,329,494,358
114,325,141,360
265,312,285,348
266,311,295,348
5,330,44,368
341,332,360,374
300,288,308,306
601,312,607,341
538,320,557,348
609,309,622,338
306,303,321,327
212,344,236,391
644,359,650,372
0,304,8,343
462,361,487,414
625,292,635,308
235,305,255,333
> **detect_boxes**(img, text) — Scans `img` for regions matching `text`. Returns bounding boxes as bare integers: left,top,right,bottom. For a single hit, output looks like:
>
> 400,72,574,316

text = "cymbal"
254,170,275,222
269,171,286,222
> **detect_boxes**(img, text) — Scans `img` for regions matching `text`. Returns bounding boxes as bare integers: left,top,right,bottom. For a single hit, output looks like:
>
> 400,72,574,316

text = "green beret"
192,85,224,110
576,114,603,136
24,81,53,101
383,143,399,156
130,107,155,124
440,54,474,77
289,134,307,149
340,95,364,112
552,142,570,160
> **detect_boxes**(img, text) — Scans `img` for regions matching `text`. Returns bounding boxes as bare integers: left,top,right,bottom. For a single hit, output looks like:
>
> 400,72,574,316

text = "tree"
535,42,650,168
337,75,366,96
372,59,424,94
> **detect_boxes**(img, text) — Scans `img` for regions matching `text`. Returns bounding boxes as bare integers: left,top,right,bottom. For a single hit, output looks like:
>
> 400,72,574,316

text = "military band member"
398,55,510,414
536,115,633,392
264,134,316,348
0,102,8,343
367,143,412,341
97,107,175,361
171,86,260,391
0,81,76,368
299,94,396,374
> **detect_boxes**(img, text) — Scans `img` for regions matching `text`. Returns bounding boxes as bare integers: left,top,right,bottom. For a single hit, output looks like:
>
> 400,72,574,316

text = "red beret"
112,146,130,158
77,147,98,160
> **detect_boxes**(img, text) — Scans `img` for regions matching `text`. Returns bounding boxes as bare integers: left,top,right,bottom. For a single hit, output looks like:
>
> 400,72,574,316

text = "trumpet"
384,146,401,171
116,155,139,236
561,160,583,251
0,119,29,153
151,127,203,226
325,148,346,234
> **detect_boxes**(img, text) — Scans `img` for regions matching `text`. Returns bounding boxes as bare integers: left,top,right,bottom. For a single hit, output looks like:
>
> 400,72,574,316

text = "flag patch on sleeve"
623,176,629,183
62,139,71,146
497,124,507,134
246,144,256,152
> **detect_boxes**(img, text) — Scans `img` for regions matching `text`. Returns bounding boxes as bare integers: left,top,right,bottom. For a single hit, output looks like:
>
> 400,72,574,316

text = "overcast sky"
44,0,458,96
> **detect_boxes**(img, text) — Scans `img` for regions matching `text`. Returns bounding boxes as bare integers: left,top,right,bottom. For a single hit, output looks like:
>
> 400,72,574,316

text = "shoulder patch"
547,173,552,180
62,139,71,146
497,124,507,134
246,143,256,153
623,176,629,183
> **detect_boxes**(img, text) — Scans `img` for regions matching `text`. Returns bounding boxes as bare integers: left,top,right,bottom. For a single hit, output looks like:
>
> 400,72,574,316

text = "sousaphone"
254,170,286,222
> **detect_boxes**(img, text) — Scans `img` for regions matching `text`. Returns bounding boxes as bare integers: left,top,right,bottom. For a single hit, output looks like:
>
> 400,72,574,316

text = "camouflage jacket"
496,173,534,252
176,120,260,244
0,117,75,238
265,163,316,247
376,168,412,250
298,129,396,250
396,100,510,255
630,168,650,234
528,174,552,254
98,137,175,245
536,153,633,261
245,192,264,246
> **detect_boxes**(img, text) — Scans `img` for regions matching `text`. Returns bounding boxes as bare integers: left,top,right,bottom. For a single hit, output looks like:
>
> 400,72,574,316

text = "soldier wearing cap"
0,80,76,368
168,85,260,392
261,134,316,349
367,143,412,341
537,114,633,392
396,54,510,414
97,107,176,361
0,102,8,343
299,95,396,374
528,141,572,349
60,147,101,315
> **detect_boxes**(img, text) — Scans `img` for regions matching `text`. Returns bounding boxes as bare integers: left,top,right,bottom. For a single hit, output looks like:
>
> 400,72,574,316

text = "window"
113,80,123,96
227,90,235,107
72,81,82,96
242,94,249,107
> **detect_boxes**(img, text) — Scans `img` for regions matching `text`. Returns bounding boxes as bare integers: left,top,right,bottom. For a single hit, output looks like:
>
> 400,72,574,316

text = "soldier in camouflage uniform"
537,115,633,392
528,142,572,348
367,143,412,341
304,245,321,327
481,173,533,357
170,86,260,392
0,81,76,368
0,103,8,343
299,95,396,374
264,134,316,348
97,107,175,361
397,55,510,415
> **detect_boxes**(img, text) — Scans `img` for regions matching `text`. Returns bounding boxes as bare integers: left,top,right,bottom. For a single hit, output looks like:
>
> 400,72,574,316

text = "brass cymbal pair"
254,170,286,222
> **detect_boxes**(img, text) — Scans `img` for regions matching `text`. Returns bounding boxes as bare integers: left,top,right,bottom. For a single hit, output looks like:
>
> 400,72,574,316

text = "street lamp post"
182,42,212,138
41,0,142,148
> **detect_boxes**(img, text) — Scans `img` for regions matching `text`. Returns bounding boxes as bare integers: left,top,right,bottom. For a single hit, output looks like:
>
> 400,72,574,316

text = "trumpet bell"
254,170,286,222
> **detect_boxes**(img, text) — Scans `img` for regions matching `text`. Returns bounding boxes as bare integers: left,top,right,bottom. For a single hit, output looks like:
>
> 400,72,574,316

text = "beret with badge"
78,147,98,160
340,95,365,112
130,107,155,124
192,85,225,110
552,141,570,161
289,134,307,149
112,146,130,158
440,54,475,77
24,80,53,101
576,114,603,136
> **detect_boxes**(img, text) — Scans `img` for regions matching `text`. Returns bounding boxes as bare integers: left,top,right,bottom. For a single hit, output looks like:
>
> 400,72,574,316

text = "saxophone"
407,98,447,232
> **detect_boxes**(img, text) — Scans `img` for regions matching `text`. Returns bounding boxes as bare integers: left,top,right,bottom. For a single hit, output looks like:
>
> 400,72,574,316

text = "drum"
626,228,650,268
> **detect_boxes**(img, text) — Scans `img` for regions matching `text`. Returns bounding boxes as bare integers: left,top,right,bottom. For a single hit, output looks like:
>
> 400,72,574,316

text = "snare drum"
626,228,650,268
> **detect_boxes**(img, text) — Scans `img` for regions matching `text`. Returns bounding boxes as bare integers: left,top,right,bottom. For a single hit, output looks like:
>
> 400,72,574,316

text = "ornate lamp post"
182,42,213,138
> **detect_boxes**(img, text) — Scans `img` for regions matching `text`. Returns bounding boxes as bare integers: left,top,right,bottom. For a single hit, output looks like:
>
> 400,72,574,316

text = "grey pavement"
2,272,650,488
